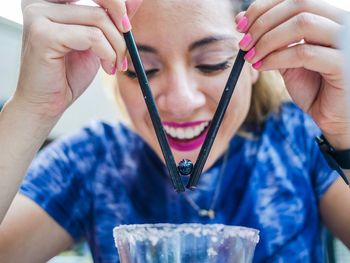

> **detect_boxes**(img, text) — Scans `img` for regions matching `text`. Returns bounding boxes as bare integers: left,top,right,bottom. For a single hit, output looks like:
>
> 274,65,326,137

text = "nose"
156,66,206,120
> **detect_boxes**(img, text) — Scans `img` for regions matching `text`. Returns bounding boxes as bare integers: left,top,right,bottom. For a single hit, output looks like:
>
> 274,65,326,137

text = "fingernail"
235,12,244,23
122,57,128,71
122,14,132,32
244,47,256,61
239,33,252,49
111,63,117,75
236,16,248,32
253,60,263,70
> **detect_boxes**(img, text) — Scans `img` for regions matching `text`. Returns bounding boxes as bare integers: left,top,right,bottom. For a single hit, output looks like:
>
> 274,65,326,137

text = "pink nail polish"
244,47,256,60
122,57,128,71
122,14,131,32
239,33,252,49
253,60,263,70
236,16,248,32
111,64,117,75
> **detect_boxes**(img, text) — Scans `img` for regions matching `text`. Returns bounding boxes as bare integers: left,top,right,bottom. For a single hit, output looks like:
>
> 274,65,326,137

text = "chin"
145,124,223,171
172,148,201,164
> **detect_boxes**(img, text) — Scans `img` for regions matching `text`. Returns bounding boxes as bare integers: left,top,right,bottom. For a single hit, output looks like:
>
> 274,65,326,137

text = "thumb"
125,0,143,18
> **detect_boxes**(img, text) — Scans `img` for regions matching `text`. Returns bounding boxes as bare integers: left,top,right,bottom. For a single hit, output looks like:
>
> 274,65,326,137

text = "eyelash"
196,61,231,74
124,69,159,79
124,61,231,79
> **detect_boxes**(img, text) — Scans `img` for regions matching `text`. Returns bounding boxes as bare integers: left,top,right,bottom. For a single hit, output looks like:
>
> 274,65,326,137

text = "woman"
0,0,349,262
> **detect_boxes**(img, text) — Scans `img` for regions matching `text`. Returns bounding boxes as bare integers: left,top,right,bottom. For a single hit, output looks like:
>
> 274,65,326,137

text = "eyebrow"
136,44,158,54
135,35,237,55
189,35,237,52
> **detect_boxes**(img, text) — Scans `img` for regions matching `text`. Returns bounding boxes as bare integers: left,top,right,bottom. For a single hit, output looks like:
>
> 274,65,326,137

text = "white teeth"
164,126,169,133
184,129,194,139
176,128,185,139
163,121,209,140
194,126,202,136
169,127,177,138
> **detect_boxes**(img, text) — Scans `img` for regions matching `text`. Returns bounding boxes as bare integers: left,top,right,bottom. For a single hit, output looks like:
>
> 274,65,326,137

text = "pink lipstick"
162,120,211,152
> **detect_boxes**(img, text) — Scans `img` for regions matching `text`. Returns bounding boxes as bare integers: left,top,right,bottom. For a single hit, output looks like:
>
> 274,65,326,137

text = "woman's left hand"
237,0,350,149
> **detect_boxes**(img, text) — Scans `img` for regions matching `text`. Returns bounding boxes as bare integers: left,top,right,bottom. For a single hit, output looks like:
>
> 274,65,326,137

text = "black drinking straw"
187,50,248,189
124,31,185,192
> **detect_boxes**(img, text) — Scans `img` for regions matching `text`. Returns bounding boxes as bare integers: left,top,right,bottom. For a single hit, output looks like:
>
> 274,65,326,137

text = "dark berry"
177,159,193,176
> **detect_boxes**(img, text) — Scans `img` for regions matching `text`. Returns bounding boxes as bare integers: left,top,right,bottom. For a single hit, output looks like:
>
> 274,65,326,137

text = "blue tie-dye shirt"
20,102,339,262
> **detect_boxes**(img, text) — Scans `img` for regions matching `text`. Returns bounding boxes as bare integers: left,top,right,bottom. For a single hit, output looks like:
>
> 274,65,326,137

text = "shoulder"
31,120,145,174
21,121,145,241
264,101,320,147
246,102,323,174
65,120,140,151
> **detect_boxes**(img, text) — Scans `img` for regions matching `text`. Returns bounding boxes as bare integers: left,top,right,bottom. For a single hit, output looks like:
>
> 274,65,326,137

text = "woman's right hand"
16,0,142,118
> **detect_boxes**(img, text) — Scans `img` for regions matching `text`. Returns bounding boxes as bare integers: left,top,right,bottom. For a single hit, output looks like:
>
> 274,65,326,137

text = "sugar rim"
113,223,260,245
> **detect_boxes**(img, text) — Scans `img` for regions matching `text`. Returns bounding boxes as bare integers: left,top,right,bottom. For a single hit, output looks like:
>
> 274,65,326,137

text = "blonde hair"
245,70,289,126
102,70,132,126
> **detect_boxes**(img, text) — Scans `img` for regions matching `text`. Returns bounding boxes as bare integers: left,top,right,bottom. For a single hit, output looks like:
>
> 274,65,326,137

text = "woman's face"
117,0,258,170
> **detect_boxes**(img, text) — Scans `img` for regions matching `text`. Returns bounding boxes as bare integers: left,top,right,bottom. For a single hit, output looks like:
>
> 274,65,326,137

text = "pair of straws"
124,31,247,192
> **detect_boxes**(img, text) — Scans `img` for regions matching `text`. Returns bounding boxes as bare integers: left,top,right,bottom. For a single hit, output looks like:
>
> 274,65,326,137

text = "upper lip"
162,120,210,128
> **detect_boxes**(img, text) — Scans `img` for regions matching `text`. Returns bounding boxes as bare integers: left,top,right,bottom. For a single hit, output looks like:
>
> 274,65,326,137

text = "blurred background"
1,0,350,262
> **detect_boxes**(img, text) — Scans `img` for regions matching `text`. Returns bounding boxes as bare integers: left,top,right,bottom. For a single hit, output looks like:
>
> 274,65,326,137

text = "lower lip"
166,125,210,152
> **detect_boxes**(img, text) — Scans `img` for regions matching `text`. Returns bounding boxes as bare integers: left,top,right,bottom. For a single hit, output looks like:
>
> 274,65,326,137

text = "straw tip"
186,185,197,191
175,187,186,193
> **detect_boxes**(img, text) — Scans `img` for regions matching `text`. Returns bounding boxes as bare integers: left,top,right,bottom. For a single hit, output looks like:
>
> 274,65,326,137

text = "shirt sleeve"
303,113,340,201
278,103,339,202
19,134,94,242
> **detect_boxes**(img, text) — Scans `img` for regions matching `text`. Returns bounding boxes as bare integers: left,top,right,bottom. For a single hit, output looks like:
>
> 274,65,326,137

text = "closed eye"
124,69,159,79
196,61,232,74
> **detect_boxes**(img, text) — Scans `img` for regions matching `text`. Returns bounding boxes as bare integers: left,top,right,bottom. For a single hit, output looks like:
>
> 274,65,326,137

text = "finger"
244,13,341,64
240,0,347,49
93,0,131,33
45,0,79,2
236,0,284,32
235,11,245,25
253,44,345,115
22,0,79,10
44,3,127,70
253,45,343,112
43,0,143,18
54,22,117,75
253,44,342,77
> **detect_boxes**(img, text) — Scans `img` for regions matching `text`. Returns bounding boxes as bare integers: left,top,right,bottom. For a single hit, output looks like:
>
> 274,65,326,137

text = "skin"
0,0,349,262
117,0,258,170
237,0,350,150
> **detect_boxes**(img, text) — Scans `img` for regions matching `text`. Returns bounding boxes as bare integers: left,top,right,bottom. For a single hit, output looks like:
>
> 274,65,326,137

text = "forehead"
132,0,237,44
134,0,234,17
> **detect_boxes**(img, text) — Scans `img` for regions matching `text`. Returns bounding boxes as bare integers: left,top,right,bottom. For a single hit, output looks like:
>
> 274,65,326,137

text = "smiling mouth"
162,121,211,151
163,121,210,140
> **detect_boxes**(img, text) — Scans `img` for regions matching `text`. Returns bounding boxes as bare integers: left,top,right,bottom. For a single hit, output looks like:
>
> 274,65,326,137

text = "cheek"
201,75,229,107
230,76,252,112
225,69,253,129
117,78,146,123
203,69,252,114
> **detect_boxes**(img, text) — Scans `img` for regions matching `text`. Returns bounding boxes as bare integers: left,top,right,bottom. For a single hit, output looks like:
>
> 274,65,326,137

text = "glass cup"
113,223,259,263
